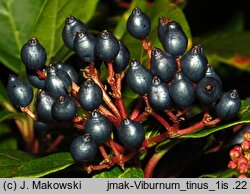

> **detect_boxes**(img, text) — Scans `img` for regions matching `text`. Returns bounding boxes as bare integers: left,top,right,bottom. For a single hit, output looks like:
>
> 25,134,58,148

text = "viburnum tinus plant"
0,0,250,178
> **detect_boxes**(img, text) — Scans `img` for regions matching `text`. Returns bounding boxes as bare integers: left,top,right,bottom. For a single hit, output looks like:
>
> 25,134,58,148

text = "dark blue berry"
205,65,222,86
117,119,145,148
77,79,103,111
26,67,46,89
62,16,88,50
215,90,241,120
53,62,79,84
150,48,177,82
7,74,33,107
45,65,72,98
84,110,113,145
169,72,195,108
70,134,97,163
126,7,151,40
196,77,222,105
158,18,188,57
113,40,130,73
34,121,50,136
148,77,172,111
52,95,77,121
94,30,120,62
126,59,152,95
21,38,47,70
181,45,208,82
74,30,96,63
35,90,56,121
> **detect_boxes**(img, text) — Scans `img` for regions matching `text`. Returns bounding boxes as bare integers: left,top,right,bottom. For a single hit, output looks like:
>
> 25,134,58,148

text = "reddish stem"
46,135,64,153
115,98,127,120
99,145,110,163
98,105,120,127
74,123,84,130
152,112,176,136
32,138,40,154
165,109,178,122
142,133,169,148
176,57,181,71
20,107,37,120
36,69,47,79
141,39,152,59
133,111,150,122
115,0,131,8
130,98,143,120
106,140,126,154
89,62,95,75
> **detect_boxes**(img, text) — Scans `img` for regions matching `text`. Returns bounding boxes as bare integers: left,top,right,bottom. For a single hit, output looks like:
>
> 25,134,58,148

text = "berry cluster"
6,7,243,176
228,129,250,178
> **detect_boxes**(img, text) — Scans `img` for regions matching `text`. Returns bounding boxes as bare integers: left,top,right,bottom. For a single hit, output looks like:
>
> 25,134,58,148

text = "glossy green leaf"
93,166,144,178
0,0,99,74
180,100,250,139
197,32,250,72
0,124,17,149
0,110,19,122
200,169,238,178
0,150,74,177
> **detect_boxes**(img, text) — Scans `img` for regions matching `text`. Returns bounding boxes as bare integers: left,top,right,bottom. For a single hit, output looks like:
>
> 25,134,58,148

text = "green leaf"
0,0,45,73
0,0,99,73
196,32,250,72
0,124,17,149
0,150,74,177
180,100,250,139
0,110,19,122
200,169,238,178
93,166,144,178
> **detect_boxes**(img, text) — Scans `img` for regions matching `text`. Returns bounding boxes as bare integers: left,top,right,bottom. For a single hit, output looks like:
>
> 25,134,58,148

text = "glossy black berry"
113,40,130,73
117,119,145,148
126,7,151,40
205,65,222,86
52,95,77,121
7,74,33,107
126,59,152,95
74,30,96,63
34,121,50,136
181,45,208,82
45,65,72,98
158,18,188,57
77,79,103,111
26,67,46,89
148,77,171,111
53,62,79,84
94,30,120,62
21,38,47,70
150,48,177,82
70,134,97,163
84,110,113,145
35,90,56,121
62,16,88,50
169,72,195,108
196,77,222,104
215,90,241,120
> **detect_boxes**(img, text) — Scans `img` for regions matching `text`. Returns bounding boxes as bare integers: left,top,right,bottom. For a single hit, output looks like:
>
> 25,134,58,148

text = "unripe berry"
245,152,250,161
84,110,113,145
113,40,130,73
158,18,188,57
126,7,151,40
181,45,208,82
21,38,47,70
74,30,96,63
229,148,242,161
126,59,152,95
77,79,103,111
169,72,195,108
62,16,88,50
228,160,237,169
243,131,250,141
241,140,250,151
7,74,33,107
94,30,119,62
238,163,248,174
52,95,77,121
148,77,171,111
238,174,248,178
150,48,177,82
215,90,241,120
117,119,145,148
70,134,97,163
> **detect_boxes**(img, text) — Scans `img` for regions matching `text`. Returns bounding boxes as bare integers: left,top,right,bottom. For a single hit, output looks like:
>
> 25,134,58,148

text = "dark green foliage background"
0,0,249,177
